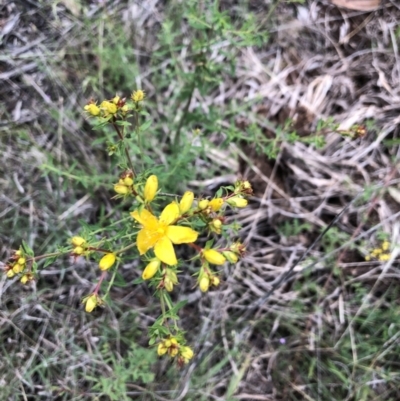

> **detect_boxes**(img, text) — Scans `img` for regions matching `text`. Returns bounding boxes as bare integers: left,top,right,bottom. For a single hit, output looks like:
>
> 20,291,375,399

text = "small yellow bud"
198,199,209,210
131,90,145,102
13,263,24,274
170,347,179,357
180,346,194,361
227,196,248,208
379,254,390,262
203,249,226,265
365,255,371,261
382,241,390,251
144,175,158,202
7,270,15,278
99,253,116,271
74,246,85,255
179,191,194,214
123,177,134,186
100,100,117,115
157,342,168,356
20,273,33,284
112,95,120,104
243,181,252,190
164,277,174,292
17,257,26,266
142,259,160,280
212,219,222,229
121,105,129,113
114,183,130,195
84,294,98,313
223,251,238,263
199,276,210,292
209,198,224,212
84,103,100,116
71,236,86,247
211,276,220,287
164,339,172,348
15,250,22,256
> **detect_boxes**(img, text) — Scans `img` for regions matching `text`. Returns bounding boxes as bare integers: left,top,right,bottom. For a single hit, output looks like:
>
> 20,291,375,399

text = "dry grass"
1,0,400,400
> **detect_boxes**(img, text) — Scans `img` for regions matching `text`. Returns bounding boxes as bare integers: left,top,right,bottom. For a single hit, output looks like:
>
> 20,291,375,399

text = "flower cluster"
3,248,34,284
365,240,391,262
157,337,194,366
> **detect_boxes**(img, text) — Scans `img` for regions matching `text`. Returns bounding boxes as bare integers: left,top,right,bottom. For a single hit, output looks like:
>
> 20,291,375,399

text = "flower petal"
159,202,180,226
131,209,158,229
166,226,198,244
154,236,177,265
137,228,162,255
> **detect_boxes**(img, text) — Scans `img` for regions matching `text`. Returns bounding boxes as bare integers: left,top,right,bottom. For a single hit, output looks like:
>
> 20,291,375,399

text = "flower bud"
144,175,158,202
17,257,26,266
100,100,117,115
211,276,220,287
84,103,100,116
212,219,222,229
20,273,33,284
199,276,210,292
179,191,194,214
112,95,120,104
114,183,130,195
203,249,226,265
7,269,15,278
223,251,238,263
180,346,194,362
209,198,224,212
382,241,390,251
142,259,160,280
123,177,134,186
227,196,248,208
74,246,85,255
99,253,116,271
84,294,98,313
157,342,168,356
198,199,209,210
12,263,24,274
71,236,86,247
131,90,145,102
164,277,174,292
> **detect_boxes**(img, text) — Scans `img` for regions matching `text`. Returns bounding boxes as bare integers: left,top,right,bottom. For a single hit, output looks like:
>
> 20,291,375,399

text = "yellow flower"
199,276,210,292
382,241,390,251
112,95,120,104
209,198,224,212
203,249,226,265
84,103,100,116
114,183,130,195
227,196,248,208
179,191,194,214
99,253,116,271
180,346,194,363
131,90,145,102
83,294,98,313
131,204,198,266
142,259,160,280
100,100,117,115
379,254,390,262
17,257,26,266
71,236,86,247
144,175,158,202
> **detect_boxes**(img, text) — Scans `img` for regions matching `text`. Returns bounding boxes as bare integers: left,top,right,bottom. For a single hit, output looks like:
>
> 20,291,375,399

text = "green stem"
104,263,118,298
112,121,136,176
172,83,195,153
